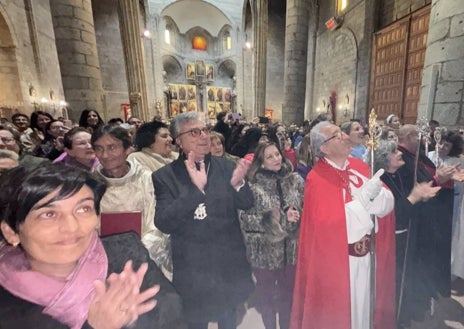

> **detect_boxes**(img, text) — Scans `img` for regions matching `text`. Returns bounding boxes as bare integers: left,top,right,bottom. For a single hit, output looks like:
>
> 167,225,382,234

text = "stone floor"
407,278,464,329
208,279,464,329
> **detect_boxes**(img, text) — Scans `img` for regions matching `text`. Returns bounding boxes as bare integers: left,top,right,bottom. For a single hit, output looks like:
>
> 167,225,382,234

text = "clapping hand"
436,164,459,184
230,158,251,190
88,260,159,329
185,151,207,192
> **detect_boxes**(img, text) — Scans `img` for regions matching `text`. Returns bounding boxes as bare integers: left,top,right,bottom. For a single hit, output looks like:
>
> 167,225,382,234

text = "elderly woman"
92,125,171,279
341,120,367,159
128,121,178,172
209,131,239,163
372,140,441,328
53,127,99,171
0,162,184,328
0,124,47,168
240,141,304,329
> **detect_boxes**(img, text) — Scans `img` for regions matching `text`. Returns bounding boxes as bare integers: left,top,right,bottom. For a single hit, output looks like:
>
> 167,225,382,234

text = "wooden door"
369,5,430,124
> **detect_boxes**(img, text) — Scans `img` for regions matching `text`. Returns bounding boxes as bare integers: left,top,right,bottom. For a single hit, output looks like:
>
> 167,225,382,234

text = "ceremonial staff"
366,108,380,329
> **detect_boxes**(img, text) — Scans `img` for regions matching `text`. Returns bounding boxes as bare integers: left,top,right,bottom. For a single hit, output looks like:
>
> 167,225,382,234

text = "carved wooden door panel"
369,5,430,124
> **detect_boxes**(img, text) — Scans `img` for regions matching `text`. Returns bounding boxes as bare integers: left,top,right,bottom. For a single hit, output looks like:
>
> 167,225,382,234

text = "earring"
12,241,19,247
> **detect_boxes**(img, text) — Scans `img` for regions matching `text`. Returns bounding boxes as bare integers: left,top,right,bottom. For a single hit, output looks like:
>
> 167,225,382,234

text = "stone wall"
418,0,464,127
50,0,103,122
380,0,432,28
92,0,129,121
0,0,64,118
266,10,285,122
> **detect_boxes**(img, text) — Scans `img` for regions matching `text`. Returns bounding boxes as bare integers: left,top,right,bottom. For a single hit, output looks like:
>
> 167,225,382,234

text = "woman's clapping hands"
87,260,159,329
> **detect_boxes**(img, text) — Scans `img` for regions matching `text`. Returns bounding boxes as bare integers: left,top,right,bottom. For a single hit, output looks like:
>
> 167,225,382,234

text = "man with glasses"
152,112,254,329
291,121,394,329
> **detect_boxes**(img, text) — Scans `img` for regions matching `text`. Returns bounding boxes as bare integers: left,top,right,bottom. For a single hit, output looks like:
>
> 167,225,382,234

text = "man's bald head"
398,124,419,153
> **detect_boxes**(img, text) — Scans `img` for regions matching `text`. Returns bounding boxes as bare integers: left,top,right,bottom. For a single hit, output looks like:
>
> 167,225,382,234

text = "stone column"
50,0,104,120
117,0,150,121
418,0,464,127
282,0,309,125
253,0,268,118
304,1,319,120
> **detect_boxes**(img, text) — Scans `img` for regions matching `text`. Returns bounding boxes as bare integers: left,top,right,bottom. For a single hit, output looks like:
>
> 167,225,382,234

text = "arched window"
165,24,172,44
223,31,232,51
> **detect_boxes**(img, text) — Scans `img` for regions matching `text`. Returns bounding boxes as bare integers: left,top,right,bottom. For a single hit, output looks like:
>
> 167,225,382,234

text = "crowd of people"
1,108,464,329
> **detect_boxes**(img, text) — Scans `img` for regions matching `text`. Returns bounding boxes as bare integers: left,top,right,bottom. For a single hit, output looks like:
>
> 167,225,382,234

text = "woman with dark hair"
0,162,185,328
35,119,68,160
428,130,464,282
128,121,178,172
239,141,304,329
79,109,105,133
267,124,297,170
22,111,54,153
92,125,172,279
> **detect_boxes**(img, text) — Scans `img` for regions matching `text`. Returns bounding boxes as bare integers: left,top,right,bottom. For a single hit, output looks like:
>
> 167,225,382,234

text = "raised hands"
87,260,159,329
408,181,441,204
436,164,459,184
230,158,251,190
185,151,207,192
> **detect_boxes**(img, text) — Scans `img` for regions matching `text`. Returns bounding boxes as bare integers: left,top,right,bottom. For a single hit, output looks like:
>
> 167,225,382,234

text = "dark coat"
0,232,186,329
152,154,254,322
395,145,454,321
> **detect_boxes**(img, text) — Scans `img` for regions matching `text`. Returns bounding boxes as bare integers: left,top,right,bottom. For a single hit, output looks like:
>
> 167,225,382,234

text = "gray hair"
365,140,397,172
170,112,200,138
310,121,332,158
340,121,354,135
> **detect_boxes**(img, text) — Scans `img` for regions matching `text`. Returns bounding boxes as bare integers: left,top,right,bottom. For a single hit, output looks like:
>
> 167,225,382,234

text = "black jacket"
152,154,254,322
0,232,186,329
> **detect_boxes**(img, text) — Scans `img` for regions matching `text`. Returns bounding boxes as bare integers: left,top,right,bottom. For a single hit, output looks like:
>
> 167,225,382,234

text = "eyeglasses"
0,137,15,145
177,127,210,138
322,131,342,144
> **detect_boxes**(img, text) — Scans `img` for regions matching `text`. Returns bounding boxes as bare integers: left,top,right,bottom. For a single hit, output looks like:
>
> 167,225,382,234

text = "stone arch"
185,26,214,54
0,7,23,118
161,0,232,36
162,15,180,49
162,54,182,81
218,59,236,79
218,24,233,54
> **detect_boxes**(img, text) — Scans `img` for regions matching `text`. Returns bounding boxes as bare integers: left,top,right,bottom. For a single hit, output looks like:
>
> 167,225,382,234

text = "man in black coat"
152,112,254,329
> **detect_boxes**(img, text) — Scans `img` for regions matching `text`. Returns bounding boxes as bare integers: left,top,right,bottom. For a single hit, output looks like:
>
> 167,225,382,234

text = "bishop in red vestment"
290,122,396,329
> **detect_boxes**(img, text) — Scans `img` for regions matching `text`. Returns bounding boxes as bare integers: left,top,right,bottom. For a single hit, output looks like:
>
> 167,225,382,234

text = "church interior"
0,0,463,128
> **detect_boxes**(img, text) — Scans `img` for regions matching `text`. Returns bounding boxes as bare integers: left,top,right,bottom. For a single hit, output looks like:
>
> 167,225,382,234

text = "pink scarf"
0,232,108,328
